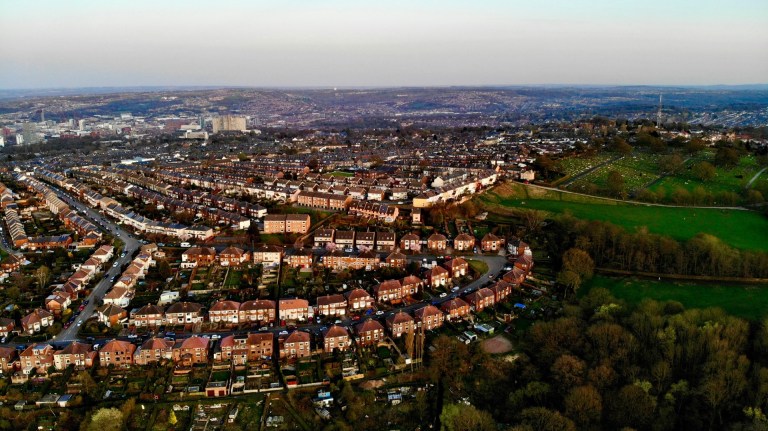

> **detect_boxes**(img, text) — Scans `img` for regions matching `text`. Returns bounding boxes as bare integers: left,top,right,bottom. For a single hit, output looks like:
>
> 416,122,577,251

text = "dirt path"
526,183,749,211
746,166,767,189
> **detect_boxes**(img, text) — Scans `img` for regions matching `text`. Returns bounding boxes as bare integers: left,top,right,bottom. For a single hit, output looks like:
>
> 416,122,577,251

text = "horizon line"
2,83,768,92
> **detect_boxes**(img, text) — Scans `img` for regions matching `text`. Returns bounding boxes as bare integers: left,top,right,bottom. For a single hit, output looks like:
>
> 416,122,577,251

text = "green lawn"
329,171,354,177
223,269,243,287
479,183,768,251
650,153,761,198
583,275,768,321
467,259,489,275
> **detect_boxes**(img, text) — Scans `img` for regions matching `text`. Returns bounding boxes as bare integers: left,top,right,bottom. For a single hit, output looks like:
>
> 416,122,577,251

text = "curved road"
48,186,140,342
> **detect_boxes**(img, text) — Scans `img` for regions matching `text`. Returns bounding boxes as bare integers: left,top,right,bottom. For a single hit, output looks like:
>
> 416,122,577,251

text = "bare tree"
35,265,51,290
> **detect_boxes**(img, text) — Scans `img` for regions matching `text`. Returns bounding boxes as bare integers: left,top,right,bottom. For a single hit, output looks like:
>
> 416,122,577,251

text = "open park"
477,182,768,251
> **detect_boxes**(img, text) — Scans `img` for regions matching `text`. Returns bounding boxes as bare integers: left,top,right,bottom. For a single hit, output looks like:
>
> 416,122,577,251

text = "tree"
87,408,124,431
606,170,625,198
519,407,577,431
76,371,99,399
551,354,586,391
692,161,716,182
714,147,740,167
440,404,496,431
564,385,602,426
686,138,706,154
609,384,656,429
518,209,547,234
559,248,595,296
613,137,633,155
557,270,581,298
659,154,684,174
158,260,172,279
533,154,558,180
169,410,178,426
34,265,51,290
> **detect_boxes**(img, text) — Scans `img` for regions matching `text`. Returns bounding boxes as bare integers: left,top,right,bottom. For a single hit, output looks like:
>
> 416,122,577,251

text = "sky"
1,0,767,88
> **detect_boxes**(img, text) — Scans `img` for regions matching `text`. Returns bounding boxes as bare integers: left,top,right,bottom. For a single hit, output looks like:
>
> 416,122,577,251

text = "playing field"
583,275,768,321
478,183,768,251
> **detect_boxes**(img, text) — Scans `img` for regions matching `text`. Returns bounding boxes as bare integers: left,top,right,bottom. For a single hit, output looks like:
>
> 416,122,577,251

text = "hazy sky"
1,0,766,88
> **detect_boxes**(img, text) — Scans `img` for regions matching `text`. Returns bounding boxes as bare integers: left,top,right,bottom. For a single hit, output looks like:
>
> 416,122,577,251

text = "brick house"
134,337,174,366
165,302,204,325
53,342,96,370
453,233,475,252
374,279,403,303
0,346,17,374
414,305,445,330
322,325,351,353
19,344,54,374
278,299,310,322
345,289,373,312
313,229,335,248
95,304,128,326
279,331,312,361
316,294,347,317
465,287,496,312
218,247,248,267
426,266,449,288
386,311,415,338
481,233,503,252
355,319,385,347
356,232,376,250
285,214,311,234
286,248,313,268
503,267,527,285
375,231,396,251
385,250,407,268
216,333,274,365
444,257,469,278
401,275,422,296
399,233,421,251
0,318,15,337
490,280,513,303
334,231,356,250
209,300,241,325
441,298,471,321
253,245,284,266
515,254,534,272
99,340,136,368
130,304,165,328
263,214,287,234
427,233,448,252
181,247,217,266
173,336,210,366
20,309,53,334
44,292,71,316
239,300,276,325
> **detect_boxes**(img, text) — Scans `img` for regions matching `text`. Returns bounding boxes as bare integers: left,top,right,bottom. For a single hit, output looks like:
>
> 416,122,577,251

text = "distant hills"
1,86,766,128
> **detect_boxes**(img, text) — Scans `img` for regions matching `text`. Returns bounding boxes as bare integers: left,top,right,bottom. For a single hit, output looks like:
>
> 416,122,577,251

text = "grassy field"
329,171,354,177
650,152,762,197
478,183,768,251
583,275,768,321
567,153,664,193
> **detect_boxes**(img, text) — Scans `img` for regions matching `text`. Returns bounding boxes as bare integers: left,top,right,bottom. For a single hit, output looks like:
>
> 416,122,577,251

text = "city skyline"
1,0,767,89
